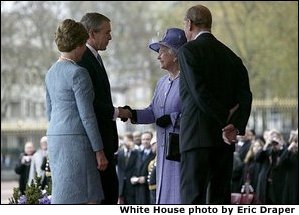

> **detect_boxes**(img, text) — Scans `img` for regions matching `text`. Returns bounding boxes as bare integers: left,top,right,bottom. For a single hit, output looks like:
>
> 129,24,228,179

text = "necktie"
125,151,130,166
142,151,147,161
96,54,104,68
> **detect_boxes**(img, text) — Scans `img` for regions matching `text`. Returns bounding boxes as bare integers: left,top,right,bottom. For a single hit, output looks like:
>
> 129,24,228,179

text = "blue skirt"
48,135,104,204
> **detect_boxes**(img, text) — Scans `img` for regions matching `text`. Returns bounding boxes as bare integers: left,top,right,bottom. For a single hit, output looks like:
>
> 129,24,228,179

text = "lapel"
126,150,137,169
84,48,111,95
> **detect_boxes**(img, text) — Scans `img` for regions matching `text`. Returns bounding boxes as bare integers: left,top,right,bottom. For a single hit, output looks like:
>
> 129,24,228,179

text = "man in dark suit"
178,5,252,204
117,133,138,204
78,12,131,204
131,131,155,204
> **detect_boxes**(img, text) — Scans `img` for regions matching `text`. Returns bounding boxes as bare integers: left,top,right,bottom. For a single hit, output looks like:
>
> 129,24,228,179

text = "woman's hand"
96,150,108,171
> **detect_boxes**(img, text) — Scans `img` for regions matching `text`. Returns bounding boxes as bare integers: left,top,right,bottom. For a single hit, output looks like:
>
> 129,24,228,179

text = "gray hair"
80,12,110,33
168,48,177,56
185,5,212,28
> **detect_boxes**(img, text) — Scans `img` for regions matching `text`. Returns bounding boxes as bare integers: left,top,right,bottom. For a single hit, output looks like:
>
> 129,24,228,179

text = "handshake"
118,106,172,128
117,105,136,123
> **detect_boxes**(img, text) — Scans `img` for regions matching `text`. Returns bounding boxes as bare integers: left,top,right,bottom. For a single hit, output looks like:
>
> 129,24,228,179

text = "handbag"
231,173,255,204
231,192,254,204
165,115,180,162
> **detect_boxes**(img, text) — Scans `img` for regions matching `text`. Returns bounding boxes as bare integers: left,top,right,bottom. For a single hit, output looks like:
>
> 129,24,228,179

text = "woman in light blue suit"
45,19,108,204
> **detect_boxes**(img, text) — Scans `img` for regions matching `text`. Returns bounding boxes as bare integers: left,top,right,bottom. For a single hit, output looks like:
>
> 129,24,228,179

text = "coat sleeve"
228,57,252,135
72,68,104,152
45,85,52,121
14,154,25,175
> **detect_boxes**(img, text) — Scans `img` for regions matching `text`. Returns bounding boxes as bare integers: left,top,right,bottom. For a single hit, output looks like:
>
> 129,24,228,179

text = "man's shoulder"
77,51,97,74
79,49,94,64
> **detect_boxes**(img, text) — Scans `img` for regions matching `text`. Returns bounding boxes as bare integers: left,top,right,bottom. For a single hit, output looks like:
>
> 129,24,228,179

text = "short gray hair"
185,5,212,28
80,12,110,33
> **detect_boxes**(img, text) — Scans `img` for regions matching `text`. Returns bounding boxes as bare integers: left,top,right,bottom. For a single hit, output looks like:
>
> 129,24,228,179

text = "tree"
155,1,298,99
1,1,297,121
1,1,61,119
214,1,298,99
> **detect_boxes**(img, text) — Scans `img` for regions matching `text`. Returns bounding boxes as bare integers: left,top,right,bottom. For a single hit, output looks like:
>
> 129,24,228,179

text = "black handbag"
165,115,180,162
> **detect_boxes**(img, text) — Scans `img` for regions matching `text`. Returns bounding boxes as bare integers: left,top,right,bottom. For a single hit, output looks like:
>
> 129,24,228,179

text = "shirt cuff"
113,107,119,121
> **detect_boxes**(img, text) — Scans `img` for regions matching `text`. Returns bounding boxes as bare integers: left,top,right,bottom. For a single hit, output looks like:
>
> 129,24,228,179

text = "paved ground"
1,180,18,204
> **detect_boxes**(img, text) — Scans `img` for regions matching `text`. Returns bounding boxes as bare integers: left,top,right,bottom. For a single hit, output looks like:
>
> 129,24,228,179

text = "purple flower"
39,195,51,204
18,195,27,204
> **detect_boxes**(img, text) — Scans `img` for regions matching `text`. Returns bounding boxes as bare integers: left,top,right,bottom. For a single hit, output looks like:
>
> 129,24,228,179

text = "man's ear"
89,30,96,40
187,19,192,31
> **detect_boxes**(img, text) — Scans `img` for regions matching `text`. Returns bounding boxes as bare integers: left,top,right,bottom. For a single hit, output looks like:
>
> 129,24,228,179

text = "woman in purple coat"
123,28,186,204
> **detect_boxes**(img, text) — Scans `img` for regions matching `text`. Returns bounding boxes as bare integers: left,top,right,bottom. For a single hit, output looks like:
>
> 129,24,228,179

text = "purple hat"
149,28,187,53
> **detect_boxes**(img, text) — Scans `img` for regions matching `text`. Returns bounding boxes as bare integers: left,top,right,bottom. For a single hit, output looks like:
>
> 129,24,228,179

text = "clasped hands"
130,176,146,185
222,124,239,145
117,105,135,122
118,105,171,128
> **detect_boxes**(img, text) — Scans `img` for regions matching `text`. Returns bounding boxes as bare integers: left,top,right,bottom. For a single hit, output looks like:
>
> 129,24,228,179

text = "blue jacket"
45,60,103,152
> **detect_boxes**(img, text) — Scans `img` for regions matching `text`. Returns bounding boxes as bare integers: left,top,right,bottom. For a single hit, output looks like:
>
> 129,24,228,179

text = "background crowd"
13,127,298,204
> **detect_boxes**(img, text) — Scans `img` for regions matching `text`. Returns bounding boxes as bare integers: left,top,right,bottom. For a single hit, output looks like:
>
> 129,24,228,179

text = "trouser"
100,157,119,204
180,147,234,204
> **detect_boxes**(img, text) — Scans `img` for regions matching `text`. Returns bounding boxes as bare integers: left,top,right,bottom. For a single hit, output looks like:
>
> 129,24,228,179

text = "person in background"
231,149,244,193
255,129,285,204
121,28,187,204
232,128,256,193
133,131,143,151
117,132,138,204
147,135,157,204
45,19,108,204
78,12,131,204
28,136,48,186
117,134,125,150
237,128,255,162
15,141,35,194
242,136,265,200
179,4,252,204
280,129,298,204
131,131,155,204
40,155,51,190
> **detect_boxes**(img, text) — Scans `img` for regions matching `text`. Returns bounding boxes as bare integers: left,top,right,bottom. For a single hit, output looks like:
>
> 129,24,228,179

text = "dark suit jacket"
117,149,138,197
134,150,155,204
179,33,252,152
15,153,32,194
78,47,118,158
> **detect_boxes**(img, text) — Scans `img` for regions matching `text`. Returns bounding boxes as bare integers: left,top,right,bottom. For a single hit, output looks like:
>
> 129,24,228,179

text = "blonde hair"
244,138,264,164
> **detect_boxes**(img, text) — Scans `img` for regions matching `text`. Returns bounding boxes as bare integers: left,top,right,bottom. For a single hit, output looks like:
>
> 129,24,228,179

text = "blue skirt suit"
45,60,104,204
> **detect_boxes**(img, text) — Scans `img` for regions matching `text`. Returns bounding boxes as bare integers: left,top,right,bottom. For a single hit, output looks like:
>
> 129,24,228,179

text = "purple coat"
136,74,181,204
